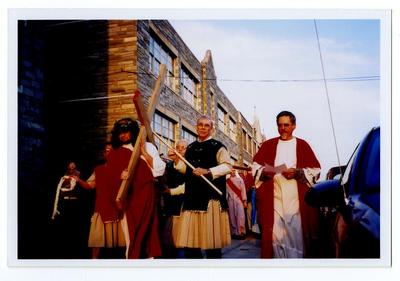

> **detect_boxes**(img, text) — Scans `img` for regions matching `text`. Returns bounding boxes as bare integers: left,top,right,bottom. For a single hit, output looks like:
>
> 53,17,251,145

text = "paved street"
222,233,261,259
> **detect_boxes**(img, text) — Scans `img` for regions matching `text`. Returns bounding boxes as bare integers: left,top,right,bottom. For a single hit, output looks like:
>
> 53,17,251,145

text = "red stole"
253,137,321,258
240,172,255,192
227,178,244,201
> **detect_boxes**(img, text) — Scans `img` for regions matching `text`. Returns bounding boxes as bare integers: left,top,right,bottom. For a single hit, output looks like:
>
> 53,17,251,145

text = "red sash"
227,178,243,201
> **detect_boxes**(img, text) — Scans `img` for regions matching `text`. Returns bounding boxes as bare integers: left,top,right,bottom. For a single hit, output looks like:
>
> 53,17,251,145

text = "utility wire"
58,93,135,104
313,20,347,199
58,52,378,104
123,69,379,83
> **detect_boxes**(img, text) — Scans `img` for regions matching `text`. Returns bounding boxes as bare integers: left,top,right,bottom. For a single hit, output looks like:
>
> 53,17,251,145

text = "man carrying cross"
172,115,232,259
80,118,166,259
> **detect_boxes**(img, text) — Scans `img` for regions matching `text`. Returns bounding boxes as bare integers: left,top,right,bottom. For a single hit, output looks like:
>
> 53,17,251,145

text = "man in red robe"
252,111,321,258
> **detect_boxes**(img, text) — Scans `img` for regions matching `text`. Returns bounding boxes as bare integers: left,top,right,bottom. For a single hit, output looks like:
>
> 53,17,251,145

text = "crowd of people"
51,111,322,259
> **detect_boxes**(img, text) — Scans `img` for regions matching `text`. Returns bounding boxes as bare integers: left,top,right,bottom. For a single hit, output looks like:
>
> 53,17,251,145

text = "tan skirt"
173,200,231,249
88,212,126,248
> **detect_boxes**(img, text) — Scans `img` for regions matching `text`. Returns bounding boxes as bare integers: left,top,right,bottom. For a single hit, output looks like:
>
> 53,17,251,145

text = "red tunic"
253,137,320,258
96,147,161,258
125,157,162,258
94,147,132,222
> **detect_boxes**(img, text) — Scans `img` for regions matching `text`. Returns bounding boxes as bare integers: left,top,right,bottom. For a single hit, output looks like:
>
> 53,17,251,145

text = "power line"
58,71,378,103
58,93,135,104
314,20,346,199
208,76,379,83
121,69,379,83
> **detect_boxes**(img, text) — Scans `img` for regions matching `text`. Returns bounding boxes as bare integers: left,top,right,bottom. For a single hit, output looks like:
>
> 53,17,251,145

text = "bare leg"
92,247,100,259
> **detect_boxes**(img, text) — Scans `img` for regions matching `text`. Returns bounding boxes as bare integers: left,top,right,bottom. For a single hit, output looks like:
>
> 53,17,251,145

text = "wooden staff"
115,64,167,209
232,165,252,171
133,90,155,145
153,132,223,196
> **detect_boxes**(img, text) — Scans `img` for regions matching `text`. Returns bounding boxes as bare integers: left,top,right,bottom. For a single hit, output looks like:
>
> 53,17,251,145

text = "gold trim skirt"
88,212,126,248
173,200,231,249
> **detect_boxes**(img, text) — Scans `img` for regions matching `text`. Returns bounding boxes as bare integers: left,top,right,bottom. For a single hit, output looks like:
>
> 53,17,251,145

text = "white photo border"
7,8,392,269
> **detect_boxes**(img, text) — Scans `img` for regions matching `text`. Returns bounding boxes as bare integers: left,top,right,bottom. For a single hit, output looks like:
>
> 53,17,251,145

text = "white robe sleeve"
170,184,185,196
87,172,95,184
141,142,166,177
302,167,321,187
173,159,187,174
173,146,232,179
209,147,232,179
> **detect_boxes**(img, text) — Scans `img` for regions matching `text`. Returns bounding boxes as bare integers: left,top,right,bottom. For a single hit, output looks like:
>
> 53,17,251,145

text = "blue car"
305,127,380,258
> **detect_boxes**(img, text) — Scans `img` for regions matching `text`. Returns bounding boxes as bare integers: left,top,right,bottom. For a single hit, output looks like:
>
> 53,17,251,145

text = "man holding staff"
171,115,232,259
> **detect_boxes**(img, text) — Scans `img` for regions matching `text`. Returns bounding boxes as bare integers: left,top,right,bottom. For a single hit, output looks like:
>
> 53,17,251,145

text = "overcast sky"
170,19,381,177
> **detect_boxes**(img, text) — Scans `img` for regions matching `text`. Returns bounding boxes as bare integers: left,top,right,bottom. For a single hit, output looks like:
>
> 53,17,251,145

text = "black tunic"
163,160,185,216
182,139,228,211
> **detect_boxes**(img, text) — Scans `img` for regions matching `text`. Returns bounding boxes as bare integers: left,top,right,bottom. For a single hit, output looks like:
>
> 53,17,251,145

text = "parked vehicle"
305,127,380,258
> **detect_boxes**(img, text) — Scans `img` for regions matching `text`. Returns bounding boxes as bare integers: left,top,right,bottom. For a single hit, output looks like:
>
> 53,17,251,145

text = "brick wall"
106,20,138,128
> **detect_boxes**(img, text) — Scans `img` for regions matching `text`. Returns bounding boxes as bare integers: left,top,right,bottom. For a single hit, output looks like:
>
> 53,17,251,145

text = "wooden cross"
115,64,167,209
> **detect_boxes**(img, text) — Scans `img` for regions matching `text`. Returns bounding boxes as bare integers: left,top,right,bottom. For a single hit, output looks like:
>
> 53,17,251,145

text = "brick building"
18,20,264,258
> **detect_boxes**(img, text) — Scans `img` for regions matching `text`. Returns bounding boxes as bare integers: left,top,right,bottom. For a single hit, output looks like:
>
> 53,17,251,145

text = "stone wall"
136,20,258,163
201,50,240,161
240,113,256,165
136,20,203,137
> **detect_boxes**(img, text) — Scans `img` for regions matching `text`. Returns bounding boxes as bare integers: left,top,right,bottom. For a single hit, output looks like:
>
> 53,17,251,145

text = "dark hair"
111,118,140,148
276,111,296,125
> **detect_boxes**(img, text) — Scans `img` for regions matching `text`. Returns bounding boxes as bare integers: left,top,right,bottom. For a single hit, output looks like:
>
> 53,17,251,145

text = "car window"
341,144,359,186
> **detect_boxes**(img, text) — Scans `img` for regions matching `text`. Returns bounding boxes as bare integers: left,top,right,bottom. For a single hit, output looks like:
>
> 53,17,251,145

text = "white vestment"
272,138,304,258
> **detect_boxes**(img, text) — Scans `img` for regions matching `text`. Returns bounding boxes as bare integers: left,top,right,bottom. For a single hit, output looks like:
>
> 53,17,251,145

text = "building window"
152,111,175,157
217,105,227,133
242,129,247,151
210,92,215,119
247,135,252,153
149,35,174,89
181,127,197,144
252,141,257,157
228,118,236,140
180,67,198,108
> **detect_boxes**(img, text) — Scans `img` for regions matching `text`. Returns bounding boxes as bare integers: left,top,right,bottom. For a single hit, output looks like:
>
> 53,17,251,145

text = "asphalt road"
222,234,261,258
